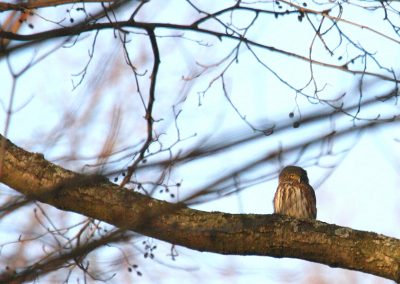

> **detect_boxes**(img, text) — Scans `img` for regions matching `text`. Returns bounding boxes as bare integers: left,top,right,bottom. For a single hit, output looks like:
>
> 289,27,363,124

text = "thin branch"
1,21,398,83
120,27,160,188
0,0,116,12
0,228,129,283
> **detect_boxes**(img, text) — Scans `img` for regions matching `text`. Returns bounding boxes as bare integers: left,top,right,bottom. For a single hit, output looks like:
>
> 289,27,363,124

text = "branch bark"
0,134,399,282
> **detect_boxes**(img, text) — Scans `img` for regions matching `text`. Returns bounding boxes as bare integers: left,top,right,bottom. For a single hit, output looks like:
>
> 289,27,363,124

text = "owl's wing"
301,183,317,218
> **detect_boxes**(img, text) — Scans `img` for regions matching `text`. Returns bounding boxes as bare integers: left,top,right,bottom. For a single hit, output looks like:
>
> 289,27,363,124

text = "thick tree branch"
0,134,399,282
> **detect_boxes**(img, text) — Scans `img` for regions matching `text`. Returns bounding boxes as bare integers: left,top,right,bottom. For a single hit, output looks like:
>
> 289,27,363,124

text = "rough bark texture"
0,134,399,281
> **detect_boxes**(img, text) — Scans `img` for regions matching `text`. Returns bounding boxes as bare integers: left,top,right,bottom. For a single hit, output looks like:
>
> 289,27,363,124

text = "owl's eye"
290,174,300,181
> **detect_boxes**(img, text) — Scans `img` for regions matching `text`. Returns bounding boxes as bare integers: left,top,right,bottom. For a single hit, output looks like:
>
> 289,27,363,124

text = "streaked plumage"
273,166,317,219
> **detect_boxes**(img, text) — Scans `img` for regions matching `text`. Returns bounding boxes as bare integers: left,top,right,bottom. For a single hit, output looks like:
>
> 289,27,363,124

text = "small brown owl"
273,165,317,219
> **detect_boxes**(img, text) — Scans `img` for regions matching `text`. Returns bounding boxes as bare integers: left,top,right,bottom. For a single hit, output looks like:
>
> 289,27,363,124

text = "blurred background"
0,0,399,283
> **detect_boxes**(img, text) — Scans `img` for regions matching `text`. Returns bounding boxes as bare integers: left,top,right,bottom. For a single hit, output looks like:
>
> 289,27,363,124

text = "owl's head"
279,165,309,183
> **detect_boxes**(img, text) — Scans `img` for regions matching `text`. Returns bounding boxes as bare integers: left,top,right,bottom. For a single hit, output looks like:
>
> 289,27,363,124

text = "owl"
273,166,317,219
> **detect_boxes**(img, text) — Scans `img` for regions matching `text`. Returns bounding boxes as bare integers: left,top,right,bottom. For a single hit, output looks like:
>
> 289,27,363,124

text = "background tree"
0,0,399,283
